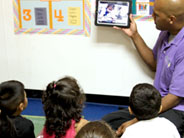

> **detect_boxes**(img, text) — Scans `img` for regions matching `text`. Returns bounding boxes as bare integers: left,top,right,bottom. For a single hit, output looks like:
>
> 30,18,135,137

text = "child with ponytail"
40,76,88,138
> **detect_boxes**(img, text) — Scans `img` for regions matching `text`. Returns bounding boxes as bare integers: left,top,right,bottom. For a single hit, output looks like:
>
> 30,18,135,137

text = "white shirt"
121,117,180,138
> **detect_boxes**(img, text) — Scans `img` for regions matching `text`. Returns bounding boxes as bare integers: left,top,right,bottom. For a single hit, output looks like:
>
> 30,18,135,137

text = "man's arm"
116,118,138,136
161,93,182,113
130,32,156,71
114,14,156,71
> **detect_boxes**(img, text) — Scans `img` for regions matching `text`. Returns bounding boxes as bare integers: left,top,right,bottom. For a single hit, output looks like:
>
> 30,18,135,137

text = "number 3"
23,9,32,21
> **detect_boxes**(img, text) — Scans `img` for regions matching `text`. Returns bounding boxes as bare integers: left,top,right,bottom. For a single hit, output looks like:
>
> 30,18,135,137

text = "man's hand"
114,13,156,70
116,118,138,136
113,14,138,38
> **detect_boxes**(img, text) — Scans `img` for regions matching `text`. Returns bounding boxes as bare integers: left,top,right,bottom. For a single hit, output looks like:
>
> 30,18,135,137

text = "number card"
13,0,91,36
133,0,154,21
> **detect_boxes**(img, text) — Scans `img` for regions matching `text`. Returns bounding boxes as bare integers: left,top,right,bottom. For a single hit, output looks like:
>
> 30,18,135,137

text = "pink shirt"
39,120,76,138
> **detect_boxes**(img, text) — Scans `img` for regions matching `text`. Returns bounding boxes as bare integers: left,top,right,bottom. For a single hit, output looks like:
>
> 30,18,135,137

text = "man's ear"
159,105,162,113
169,15,176,24
128,106,133,115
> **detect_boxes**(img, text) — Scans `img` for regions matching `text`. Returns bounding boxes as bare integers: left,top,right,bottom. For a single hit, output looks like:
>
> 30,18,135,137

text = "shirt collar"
169,26,184,46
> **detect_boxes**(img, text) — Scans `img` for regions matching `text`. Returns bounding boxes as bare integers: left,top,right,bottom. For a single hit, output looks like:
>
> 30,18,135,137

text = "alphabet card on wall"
13,0,91,36
136,0,150,15
132,0,154,21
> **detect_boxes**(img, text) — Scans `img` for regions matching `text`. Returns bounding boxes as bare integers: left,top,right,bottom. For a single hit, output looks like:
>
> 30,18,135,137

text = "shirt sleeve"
152,31,166,61
170,54,184,97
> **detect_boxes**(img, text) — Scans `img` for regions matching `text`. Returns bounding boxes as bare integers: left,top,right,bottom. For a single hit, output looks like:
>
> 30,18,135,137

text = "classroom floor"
22,98,127,136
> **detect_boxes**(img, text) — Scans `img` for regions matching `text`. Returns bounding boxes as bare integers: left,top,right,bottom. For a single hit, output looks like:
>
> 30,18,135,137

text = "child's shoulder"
11,115,35,138
156,117,177,128
12,115,33,125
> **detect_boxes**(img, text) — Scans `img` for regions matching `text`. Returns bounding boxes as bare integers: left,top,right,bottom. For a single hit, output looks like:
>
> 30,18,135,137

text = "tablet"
95,0,132,28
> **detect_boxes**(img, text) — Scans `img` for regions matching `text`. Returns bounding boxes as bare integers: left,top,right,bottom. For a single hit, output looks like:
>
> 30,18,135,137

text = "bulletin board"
13,0,91,36
13,0,153,36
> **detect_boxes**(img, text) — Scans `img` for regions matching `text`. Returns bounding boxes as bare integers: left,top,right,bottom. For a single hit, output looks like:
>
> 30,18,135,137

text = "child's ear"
159,105,162,113
18,102,24,112
128,106,133,115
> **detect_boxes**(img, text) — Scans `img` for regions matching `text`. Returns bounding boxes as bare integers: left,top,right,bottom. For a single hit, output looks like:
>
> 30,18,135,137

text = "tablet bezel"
95,0,132,28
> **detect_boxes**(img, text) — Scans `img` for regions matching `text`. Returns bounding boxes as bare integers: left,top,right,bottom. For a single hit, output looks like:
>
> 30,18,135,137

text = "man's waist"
173,99,184,112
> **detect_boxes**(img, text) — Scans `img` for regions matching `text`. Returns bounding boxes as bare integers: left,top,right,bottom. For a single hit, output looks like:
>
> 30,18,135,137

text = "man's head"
152,0,184,34
129,83,161,120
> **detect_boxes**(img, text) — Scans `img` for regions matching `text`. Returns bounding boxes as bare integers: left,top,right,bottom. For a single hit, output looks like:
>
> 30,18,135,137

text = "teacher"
102,0,184,136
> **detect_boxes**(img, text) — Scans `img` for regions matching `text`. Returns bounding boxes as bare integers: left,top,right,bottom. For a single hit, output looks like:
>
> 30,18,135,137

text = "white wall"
0,0,160,96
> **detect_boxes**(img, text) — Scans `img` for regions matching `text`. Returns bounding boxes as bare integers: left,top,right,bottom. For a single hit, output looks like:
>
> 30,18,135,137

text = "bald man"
102,0,184,136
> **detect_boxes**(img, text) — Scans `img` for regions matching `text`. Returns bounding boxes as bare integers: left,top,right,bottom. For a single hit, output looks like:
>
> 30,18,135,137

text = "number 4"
54,10,64,22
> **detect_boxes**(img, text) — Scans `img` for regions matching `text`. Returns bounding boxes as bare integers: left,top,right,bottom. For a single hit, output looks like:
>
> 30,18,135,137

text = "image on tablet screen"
96,1,130,27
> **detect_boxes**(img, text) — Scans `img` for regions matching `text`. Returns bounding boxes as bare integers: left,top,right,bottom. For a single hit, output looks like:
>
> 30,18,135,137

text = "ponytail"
0,110,17,138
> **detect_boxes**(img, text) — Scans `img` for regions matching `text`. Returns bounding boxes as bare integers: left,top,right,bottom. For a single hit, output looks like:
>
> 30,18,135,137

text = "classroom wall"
0,0,160,96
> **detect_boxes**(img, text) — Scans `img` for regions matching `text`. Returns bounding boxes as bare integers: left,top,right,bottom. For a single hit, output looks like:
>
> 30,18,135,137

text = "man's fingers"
129,14,135,24
116,125,123,136
113,26,121,30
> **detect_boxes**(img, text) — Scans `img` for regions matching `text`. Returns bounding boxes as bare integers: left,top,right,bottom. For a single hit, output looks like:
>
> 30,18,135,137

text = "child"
76,121,117,138
40,76,89,138
0,80,35,138
121,83,180,138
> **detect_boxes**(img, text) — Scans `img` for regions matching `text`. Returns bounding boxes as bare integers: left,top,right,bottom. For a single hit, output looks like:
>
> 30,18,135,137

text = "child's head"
107,3,115,11
129,83,161,120
0,80,27,116
0,80,27,138
42,76,86,138
75,121,117,138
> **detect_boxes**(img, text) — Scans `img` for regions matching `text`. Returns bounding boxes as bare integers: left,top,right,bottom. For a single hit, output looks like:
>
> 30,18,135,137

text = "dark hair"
129,83,161,120
107,3,115,9
75,121,117,138
42,76,86,138
0,80,25,138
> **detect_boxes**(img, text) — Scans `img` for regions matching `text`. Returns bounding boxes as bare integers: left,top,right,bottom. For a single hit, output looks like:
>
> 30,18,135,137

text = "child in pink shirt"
38,76,88,138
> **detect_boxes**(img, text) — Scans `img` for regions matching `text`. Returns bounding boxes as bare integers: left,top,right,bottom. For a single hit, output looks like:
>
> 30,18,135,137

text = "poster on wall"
13,0,91,36
132,0,154,21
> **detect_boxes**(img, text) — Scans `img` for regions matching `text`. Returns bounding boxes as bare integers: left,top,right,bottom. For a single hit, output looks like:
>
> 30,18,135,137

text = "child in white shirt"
121,83,180,138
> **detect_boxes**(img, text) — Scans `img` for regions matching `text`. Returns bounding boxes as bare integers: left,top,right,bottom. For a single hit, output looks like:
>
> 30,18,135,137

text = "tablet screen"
95,0,131,27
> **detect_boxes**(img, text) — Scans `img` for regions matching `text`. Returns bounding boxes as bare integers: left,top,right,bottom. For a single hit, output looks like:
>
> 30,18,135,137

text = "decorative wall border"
133,15,153,21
